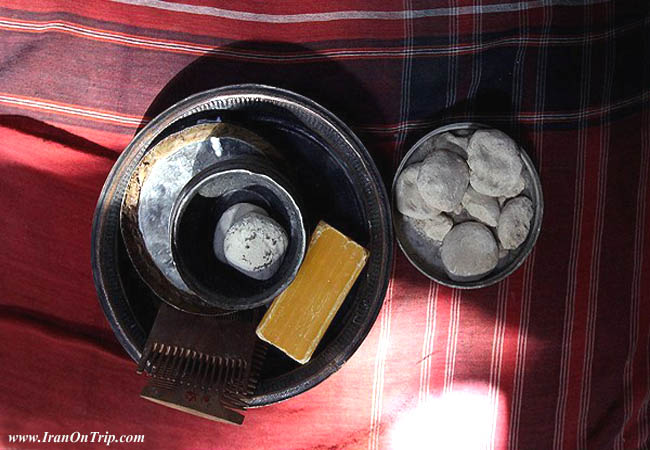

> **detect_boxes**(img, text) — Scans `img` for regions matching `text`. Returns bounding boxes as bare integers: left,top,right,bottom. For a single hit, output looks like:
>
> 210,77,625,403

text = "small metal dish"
171,157,306,311
392,122,543,289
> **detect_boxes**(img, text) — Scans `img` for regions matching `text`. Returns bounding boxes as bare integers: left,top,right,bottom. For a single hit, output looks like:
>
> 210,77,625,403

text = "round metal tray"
91,84,393,406
392,122,543,289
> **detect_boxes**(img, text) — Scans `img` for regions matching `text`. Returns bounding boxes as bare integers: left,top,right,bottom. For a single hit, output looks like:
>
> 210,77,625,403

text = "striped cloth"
1,1,649,449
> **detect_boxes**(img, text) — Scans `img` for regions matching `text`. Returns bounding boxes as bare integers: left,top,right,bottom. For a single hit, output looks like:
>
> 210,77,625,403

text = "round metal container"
392,122,543,289
171,159,306,311
119,121,280,316
91,84,393,406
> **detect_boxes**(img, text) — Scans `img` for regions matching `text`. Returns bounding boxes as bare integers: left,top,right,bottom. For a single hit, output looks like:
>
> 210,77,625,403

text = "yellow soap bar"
256,221,369,364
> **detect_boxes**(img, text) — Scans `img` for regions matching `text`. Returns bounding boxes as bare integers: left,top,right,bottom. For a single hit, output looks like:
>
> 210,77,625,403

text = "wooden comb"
137,304,266,424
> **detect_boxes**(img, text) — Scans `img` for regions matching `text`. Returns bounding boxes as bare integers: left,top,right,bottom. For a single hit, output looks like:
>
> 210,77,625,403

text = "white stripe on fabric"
508,255,536,449
445,0,458,110
443,289,461,396
418,282,437,405
508,2,551,447
637,30,650,448
639,330,650,447
488,280,509,450
368,3,413,446
396,0,414,164
109,0,609,23
501,3,530,447
553,5,593,447
617,56,649,448
578,1,615,446
0,17,645,60
368,273,394,450
0,94,141,125
639,329,650,447
466,0,483,114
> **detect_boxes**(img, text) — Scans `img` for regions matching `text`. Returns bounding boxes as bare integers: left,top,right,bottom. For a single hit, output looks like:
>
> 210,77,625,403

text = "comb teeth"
242,341,268,407
138,340,268,409
139,342,250,393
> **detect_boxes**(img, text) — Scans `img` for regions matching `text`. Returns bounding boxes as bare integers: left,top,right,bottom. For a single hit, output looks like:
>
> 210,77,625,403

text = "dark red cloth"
1,1,649,449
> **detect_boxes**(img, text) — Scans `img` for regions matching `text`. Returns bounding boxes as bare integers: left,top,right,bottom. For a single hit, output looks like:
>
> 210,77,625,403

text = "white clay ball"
461,186,501,227
441,222,499,281
430,131,470,159
395,163,440,219
405,214,453,242
417,150,470,212
213,203,268,263
497,196,534,250
467,129,523,196
223,212,289,280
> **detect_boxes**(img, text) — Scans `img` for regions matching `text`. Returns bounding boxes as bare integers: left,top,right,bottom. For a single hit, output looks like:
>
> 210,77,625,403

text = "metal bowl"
171,157,306,311
119,121,281,316
392,122,543,289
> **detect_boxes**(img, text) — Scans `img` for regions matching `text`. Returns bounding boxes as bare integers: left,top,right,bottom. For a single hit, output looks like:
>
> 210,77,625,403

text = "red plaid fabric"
1,1,649,449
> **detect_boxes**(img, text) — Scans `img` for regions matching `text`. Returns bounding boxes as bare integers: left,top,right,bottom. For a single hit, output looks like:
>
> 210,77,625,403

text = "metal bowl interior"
392,122,543,289
171,160,306,311
91,84,393,406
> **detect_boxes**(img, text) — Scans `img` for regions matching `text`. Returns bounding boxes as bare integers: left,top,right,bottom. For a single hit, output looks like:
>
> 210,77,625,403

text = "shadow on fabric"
139,41,393,183
0,115,116,161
